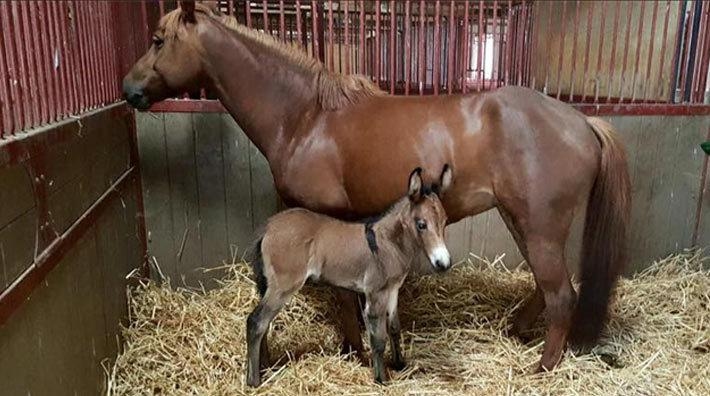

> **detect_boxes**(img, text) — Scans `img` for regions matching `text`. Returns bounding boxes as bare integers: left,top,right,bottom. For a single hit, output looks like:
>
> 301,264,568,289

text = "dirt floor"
107,250,709,395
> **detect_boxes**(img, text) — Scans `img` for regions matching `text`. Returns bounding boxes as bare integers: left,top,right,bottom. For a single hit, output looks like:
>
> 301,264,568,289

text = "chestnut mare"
122,3,631,372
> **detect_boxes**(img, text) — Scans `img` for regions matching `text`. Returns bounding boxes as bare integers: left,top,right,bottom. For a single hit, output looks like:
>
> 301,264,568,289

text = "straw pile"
107,250,710,395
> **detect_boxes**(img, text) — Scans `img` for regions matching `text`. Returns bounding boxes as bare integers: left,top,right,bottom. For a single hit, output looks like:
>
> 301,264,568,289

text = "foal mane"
164,4,384,110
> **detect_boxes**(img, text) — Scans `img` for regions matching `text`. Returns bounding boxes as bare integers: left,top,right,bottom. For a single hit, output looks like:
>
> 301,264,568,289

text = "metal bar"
433,0,440,95
418,0,425,94
669,1,687,103
477,0,483,90
228,0,233,17
655,1,672,100
20,1,39,127
262,0,268,32
568,1,581,101
279,0,286,39
295,0,303,46
79,1,95,110
358,0,365,74
630,1,646,102
0,2,12,135
555,0,567,99
390,0,396,94
527,1,537,89
404,0,411,94
31,1,49,124
580,1,594,101
618,3,634,102
447,0,455,93
100,1,113,103
691,2,709,102
696,4,710,102
0,166,138,326
641,0,660,101
48,1,63,121
462,0,470,92
328,0,334,71
593,2,607,102
677,2,694,102
606,1,621,102
74,1,89,111
10,1,29,129
344,0,350,74
375,0,381,85
682,0,703,102
245,0,252,27
337,1,342,73
517,1,527,87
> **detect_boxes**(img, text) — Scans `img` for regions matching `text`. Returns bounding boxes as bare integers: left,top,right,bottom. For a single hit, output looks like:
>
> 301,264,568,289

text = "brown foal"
246,166,453,386
123,2,631,373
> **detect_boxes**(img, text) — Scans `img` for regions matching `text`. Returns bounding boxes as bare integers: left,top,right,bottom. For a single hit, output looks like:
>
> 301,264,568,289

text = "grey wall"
136,111,710,285
0,104,144,395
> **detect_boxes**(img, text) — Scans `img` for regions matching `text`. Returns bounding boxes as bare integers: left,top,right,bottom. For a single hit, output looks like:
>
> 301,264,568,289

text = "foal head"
122,2,219,109
404,165,453,272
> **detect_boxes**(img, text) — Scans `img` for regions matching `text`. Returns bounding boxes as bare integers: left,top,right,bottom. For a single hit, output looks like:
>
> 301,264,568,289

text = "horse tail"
249,237,268,298
570,116,631,347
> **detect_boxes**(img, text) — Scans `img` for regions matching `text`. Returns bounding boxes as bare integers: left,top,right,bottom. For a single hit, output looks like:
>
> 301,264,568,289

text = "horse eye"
152,36,164,49
416,219,427,231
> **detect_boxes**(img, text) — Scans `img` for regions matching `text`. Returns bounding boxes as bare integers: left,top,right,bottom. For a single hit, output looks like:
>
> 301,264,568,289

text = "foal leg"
386,289,406,371
335,288,366,363
365,292,390,383
246,291,288,387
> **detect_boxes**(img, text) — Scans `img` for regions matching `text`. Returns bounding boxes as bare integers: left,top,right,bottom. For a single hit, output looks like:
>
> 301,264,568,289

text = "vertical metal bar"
447,0,455,93
606,1,621,102
375,0,381,85
677,3,693,102
432,0,440,95
630,1,646,102
568,1,581,101
491,0,498,89
462,0,470,93
640,1,660,101
344,0,350,74
29,1,48,124
245,0,252,28
669,1,687,103
691,2,709,102
593,2,607,102
99,1,112,104
20,1,39,126
262,0,269,33
0,2,12,135
504,0,513,87
683,0,703,102
517,1,527,87
418,0,425,94
11,1,30,128
477,0,483,90
328,0,334,70
655,1,672,100
618,3,634,102
404,0,411,94
696,4,710,102
580,1,594,102
390,0,396,94
89,1,103,107
359,0,365,74
159,0,165,17
77,1,92,110
48,1,63,121
526,1,536,89
555,1,566,99
543,0,553,93
279,0,286,39
295,0,303,46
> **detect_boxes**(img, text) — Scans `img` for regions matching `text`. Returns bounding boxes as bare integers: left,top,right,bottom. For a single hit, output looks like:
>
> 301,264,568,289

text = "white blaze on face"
429,244,451,270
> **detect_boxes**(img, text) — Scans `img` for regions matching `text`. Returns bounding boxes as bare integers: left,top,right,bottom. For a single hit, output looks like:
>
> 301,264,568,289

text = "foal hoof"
246,375,262,388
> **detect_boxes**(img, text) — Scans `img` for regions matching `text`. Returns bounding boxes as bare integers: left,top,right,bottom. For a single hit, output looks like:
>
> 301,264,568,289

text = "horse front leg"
386,289,406,371
334,288,366,364
364,293,389,384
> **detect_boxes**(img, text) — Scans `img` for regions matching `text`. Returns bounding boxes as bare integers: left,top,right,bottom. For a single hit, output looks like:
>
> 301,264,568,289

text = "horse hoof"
390,359,407,371
246,376,262,388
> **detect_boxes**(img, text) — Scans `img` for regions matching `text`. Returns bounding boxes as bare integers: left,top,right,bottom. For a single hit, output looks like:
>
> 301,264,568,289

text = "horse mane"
163,4,384,110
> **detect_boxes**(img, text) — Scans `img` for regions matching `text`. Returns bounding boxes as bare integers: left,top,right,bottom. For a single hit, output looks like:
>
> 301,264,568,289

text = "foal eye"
416,219,427,231
152,36,164,49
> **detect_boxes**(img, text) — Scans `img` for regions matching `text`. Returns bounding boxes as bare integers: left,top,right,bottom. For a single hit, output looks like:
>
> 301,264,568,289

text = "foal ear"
180,1,196,23
408,167,423,201
439,164,453,195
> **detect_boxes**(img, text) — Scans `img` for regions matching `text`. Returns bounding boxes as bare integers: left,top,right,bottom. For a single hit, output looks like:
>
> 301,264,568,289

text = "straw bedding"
107,250,710,395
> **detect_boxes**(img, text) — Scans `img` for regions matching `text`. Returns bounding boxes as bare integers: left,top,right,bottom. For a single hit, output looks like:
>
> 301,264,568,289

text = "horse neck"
374,200,417,264
198,19,319,161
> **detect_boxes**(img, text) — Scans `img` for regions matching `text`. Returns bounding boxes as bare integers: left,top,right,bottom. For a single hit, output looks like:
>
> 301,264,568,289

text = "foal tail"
249,237,268,298
571,117,631,347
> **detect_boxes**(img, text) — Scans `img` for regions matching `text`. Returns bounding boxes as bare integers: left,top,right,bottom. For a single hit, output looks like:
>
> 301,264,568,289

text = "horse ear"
439,164,453,195
408,167,423,202
180,1,196,23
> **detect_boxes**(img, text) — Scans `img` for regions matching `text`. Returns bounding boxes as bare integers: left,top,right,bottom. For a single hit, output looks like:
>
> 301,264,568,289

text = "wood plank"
164,113,201,286
222,115,254,257
136,112,177,282
193,113,229,286
0,163,34,228
0,208,37,288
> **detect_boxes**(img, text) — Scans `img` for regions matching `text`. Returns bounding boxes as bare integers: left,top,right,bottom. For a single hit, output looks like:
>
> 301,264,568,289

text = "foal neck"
369,200,417,260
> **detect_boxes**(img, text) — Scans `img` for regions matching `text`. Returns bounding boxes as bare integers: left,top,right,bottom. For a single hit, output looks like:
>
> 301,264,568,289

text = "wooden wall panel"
136,113,710,285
